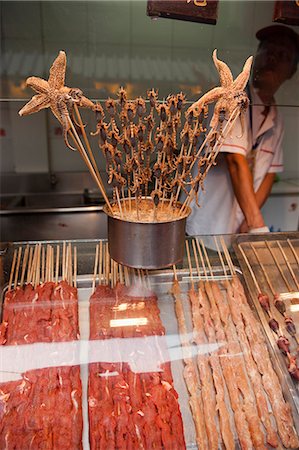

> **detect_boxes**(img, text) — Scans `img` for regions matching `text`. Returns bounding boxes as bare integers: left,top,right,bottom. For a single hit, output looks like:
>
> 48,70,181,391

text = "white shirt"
186,86,284,237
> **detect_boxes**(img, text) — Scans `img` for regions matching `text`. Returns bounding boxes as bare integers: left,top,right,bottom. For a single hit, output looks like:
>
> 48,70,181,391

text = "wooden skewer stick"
220,237,235,277
238,244,261,294
214,236,227,279
287,239,299,266
44,245,49,283
195,238,208,281
41,245,45,284
191,238,201,281
55,245,60,284
266,242,292,292
68,117,113,215
277,241,299,291
105,244,110,286
74,103,107,191
251,243,277,295
68,244,72,286
179,107,240,216
118,264,124,285
62,242,66,281
185,240,194,289
50,244,54,283
20,245,29,288
115,188,124,219
34,244,41,287
145,270,151,289
26,246,34,285
65,244,69,284
74,246,77,288
8,249,17,291
200,239,215,280
29,244,39,285
214,237,228,280
98,241,103,286
124,266,130,286
14,247,22,289
172,264,178,282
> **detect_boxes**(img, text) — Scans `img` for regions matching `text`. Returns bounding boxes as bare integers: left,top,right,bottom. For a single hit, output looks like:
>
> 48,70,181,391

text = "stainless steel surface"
0,178,109,241
104,200,191,269
1,210,107,242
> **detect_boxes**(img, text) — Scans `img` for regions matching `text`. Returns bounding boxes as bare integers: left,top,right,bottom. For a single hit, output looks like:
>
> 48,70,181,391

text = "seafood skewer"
225,242,299,448
171,264,209,450
198,240,265,449
215,238,279,447
190,240,235,450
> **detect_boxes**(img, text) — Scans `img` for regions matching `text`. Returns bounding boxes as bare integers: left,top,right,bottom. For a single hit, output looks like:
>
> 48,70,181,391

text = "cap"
256,25,299,59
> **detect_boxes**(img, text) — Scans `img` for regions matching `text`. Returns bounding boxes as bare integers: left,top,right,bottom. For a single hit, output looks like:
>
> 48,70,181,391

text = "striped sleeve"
218,116,248,156
268,117,284,174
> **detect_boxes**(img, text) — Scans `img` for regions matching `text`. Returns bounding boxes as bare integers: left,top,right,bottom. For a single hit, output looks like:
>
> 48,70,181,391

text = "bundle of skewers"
19,49,252,223
238,239,299,382
172,237,299,449
89,242,186,450
0,242,83,449
1,242,78,345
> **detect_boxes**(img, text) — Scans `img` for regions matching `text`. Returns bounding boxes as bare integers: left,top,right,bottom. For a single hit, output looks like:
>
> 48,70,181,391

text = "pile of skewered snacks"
19,50,252,222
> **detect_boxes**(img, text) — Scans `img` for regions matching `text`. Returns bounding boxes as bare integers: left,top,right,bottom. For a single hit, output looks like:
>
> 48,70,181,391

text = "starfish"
187,49,253,129
19,51,95,150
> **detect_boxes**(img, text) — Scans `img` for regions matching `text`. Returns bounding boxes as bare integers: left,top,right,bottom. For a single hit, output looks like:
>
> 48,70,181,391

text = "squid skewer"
191,239,235,450
171,263,209,450
200,240,265,449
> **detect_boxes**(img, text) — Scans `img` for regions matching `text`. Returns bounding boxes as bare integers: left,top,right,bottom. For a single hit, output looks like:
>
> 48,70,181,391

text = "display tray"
1,238,299,449
234,233,299,407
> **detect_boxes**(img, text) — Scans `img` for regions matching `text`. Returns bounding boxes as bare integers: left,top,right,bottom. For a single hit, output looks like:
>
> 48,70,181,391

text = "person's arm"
239,171,275,232
225,153,267,230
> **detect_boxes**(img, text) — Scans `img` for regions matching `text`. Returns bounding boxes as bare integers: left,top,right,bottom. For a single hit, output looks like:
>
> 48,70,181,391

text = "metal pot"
103,198,191,269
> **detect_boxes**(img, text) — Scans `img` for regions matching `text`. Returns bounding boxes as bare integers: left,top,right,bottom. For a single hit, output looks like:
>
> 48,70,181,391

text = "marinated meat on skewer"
0,279,83,449
277,335,291,354
88,282,186,450
258,292,271,314
269,318,280,334
274,294,286,315
285,317,297,337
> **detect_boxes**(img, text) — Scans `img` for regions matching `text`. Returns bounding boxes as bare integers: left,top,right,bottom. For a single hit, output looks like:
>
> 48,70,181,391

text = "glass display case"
1,233,299,449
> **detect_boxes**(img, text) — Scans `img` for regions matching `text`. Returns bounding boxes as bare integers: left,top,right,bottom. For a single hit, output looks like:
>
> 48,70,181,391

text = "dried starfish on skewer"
19,51,95,150
187,49,252,131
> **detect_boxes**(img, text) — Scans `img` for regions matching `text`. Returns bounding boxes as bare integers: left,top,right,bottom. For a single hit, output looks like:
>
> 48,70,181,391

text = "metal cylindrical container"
104,199,191,269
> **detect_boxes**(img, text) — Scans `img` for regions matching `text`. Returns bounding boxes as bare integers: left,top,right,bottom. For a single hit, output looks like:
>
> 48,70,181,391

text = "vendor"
186,25,299,236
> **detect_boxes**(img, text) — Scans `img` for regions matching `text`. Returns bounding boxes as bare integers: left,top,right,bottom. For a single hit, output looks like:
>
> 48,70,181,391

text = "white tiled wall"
0,0,298,177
